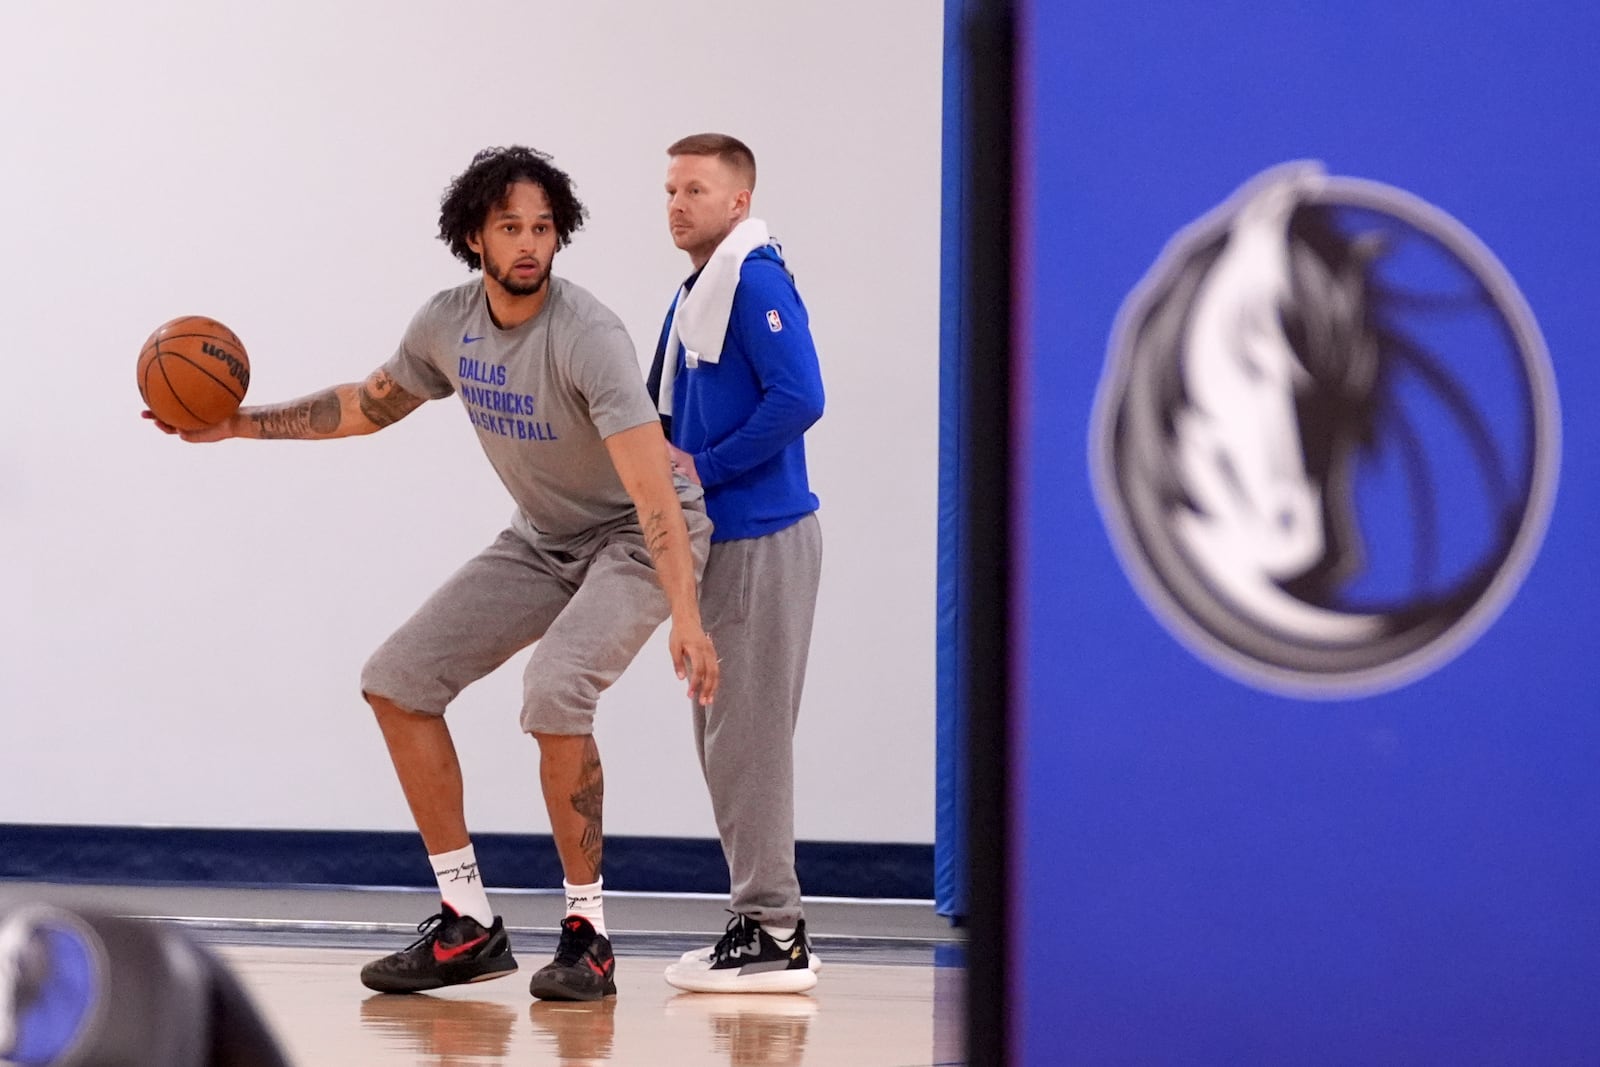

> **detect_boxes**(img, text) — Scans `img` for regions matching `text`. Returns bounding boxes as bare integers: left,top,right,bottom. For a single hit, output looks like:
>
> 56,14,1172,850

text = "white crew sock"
429,844,494,927
564,877,606,937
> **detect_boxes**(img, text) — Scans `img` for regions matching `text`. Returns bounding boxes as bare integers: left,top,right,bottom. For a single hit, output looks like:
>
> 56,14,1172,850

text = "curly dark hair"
438,146,589,270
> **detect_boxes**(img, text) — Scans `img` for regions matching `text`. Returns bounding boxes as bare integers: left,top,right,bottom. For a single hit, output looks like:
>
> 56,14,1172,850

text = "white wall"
0,2,942,844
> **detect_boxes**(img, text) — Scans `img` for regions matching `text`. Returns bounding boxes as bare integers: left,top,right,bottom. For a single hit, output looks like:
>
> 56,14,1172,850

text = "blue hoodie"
647,245,824,542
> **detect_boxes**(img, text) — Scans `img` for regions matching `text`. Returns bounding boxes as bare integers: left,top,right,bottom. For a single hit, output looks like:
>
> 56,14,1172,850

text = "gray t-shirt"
384,277,700,551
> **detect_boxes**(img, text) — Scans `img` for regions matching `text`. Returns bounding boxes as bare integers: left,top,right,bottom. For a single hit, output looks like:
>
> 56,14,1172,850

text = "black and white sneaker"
359,904,518,993
677,936,823,972
527,916,618,1002
664,914,818,993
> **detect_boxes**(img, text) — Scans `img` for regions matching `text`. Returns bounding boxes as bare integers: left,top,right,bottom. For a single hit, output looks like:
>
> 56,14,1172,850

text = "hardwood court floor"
221,941,962,1066
3,883,965,1067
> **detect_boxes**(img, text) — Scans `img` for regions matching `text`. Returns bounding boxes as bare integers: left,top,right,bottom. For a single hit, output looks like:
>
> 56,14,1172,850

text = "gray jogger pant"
694,513,822,926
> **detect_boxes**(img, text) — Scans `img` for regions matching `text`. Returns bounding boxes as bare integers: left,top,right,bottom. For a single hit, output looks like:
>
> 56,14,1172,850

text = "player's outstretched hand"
141,410,238,443
672,625,719,706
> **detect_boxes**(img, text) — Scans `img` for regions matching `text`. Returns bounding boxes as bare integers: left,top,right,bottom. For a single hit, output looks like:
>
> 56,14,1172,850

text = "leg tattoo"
570,737,604,882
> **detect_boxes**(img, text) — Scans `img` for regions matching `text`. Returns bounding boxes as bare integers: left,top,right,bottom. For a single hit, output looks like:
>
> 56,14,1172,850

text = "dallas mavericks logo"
1091,162,1560,698
0,906,104,1064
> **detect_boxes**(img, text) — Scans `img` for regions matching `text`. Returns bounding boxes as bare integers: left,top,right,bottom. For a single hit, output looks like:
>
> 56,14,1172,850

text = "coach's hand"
666,442,701,486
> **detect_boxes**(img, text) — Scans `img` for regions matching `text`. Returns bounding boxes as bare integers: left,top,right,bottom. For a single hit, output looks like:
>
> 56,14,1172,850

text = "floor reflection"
664,993,817,1067
359,993,517,1064
528,997,619,1065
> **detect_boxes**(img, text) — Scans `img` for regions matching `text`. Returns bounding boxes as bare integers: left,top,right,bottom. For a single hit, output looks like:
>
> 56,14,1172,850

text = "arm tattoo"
249,389,340,439
358,370,424,428
309,391,342,434
570,738,604,882
642,508,671,568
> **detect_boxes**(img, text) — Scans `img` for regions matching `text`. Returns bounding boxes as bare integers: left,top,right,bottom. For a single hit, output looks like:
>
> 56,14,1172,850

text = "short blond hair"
667,133,756,191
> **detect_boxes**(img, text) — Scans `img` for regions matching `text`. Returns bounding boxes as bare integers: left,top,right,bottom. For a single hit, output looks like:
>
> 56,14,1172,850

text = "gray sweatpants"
362,509,711,734
695,513,823,926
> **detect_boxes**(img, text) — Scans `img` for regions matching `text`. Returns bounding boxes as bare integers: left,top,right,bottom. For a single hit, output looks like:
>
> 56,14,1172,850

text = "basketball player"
647,134,825,993
145,145,717,1002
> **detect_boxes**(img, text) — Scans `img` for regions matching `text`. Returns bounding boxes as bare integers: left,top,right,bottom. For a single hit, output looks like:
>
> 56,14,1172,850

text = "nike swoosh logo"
433,932,489,962
462,332,484,344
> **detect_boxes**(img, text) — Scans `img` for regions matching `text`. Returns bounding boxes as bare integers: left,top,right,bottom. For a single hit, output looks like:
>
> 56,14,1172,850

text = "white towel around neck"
658,217,772,415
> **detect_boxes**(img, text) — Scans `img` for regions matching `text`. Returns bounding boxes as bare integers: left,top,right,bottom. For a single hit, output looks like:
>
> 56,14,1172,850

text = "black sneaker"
527,916,617,1001
360,904,518,993
663,914,817,993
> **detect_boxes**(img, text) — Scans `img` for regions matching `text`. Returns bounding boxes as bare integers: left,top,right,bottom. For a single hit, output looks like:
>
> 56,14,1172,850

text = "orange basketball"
138,316,251,431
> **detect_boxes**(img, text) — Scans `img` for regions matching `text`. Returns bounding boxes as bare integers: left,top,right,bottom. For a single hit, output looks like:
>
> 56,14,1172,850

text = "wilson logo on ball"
201,341,251,389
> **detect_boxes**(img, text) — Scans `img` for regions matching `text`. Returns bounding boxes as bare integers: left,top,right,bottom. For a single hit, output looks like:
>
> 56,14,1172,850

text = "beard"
484,249,549,297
